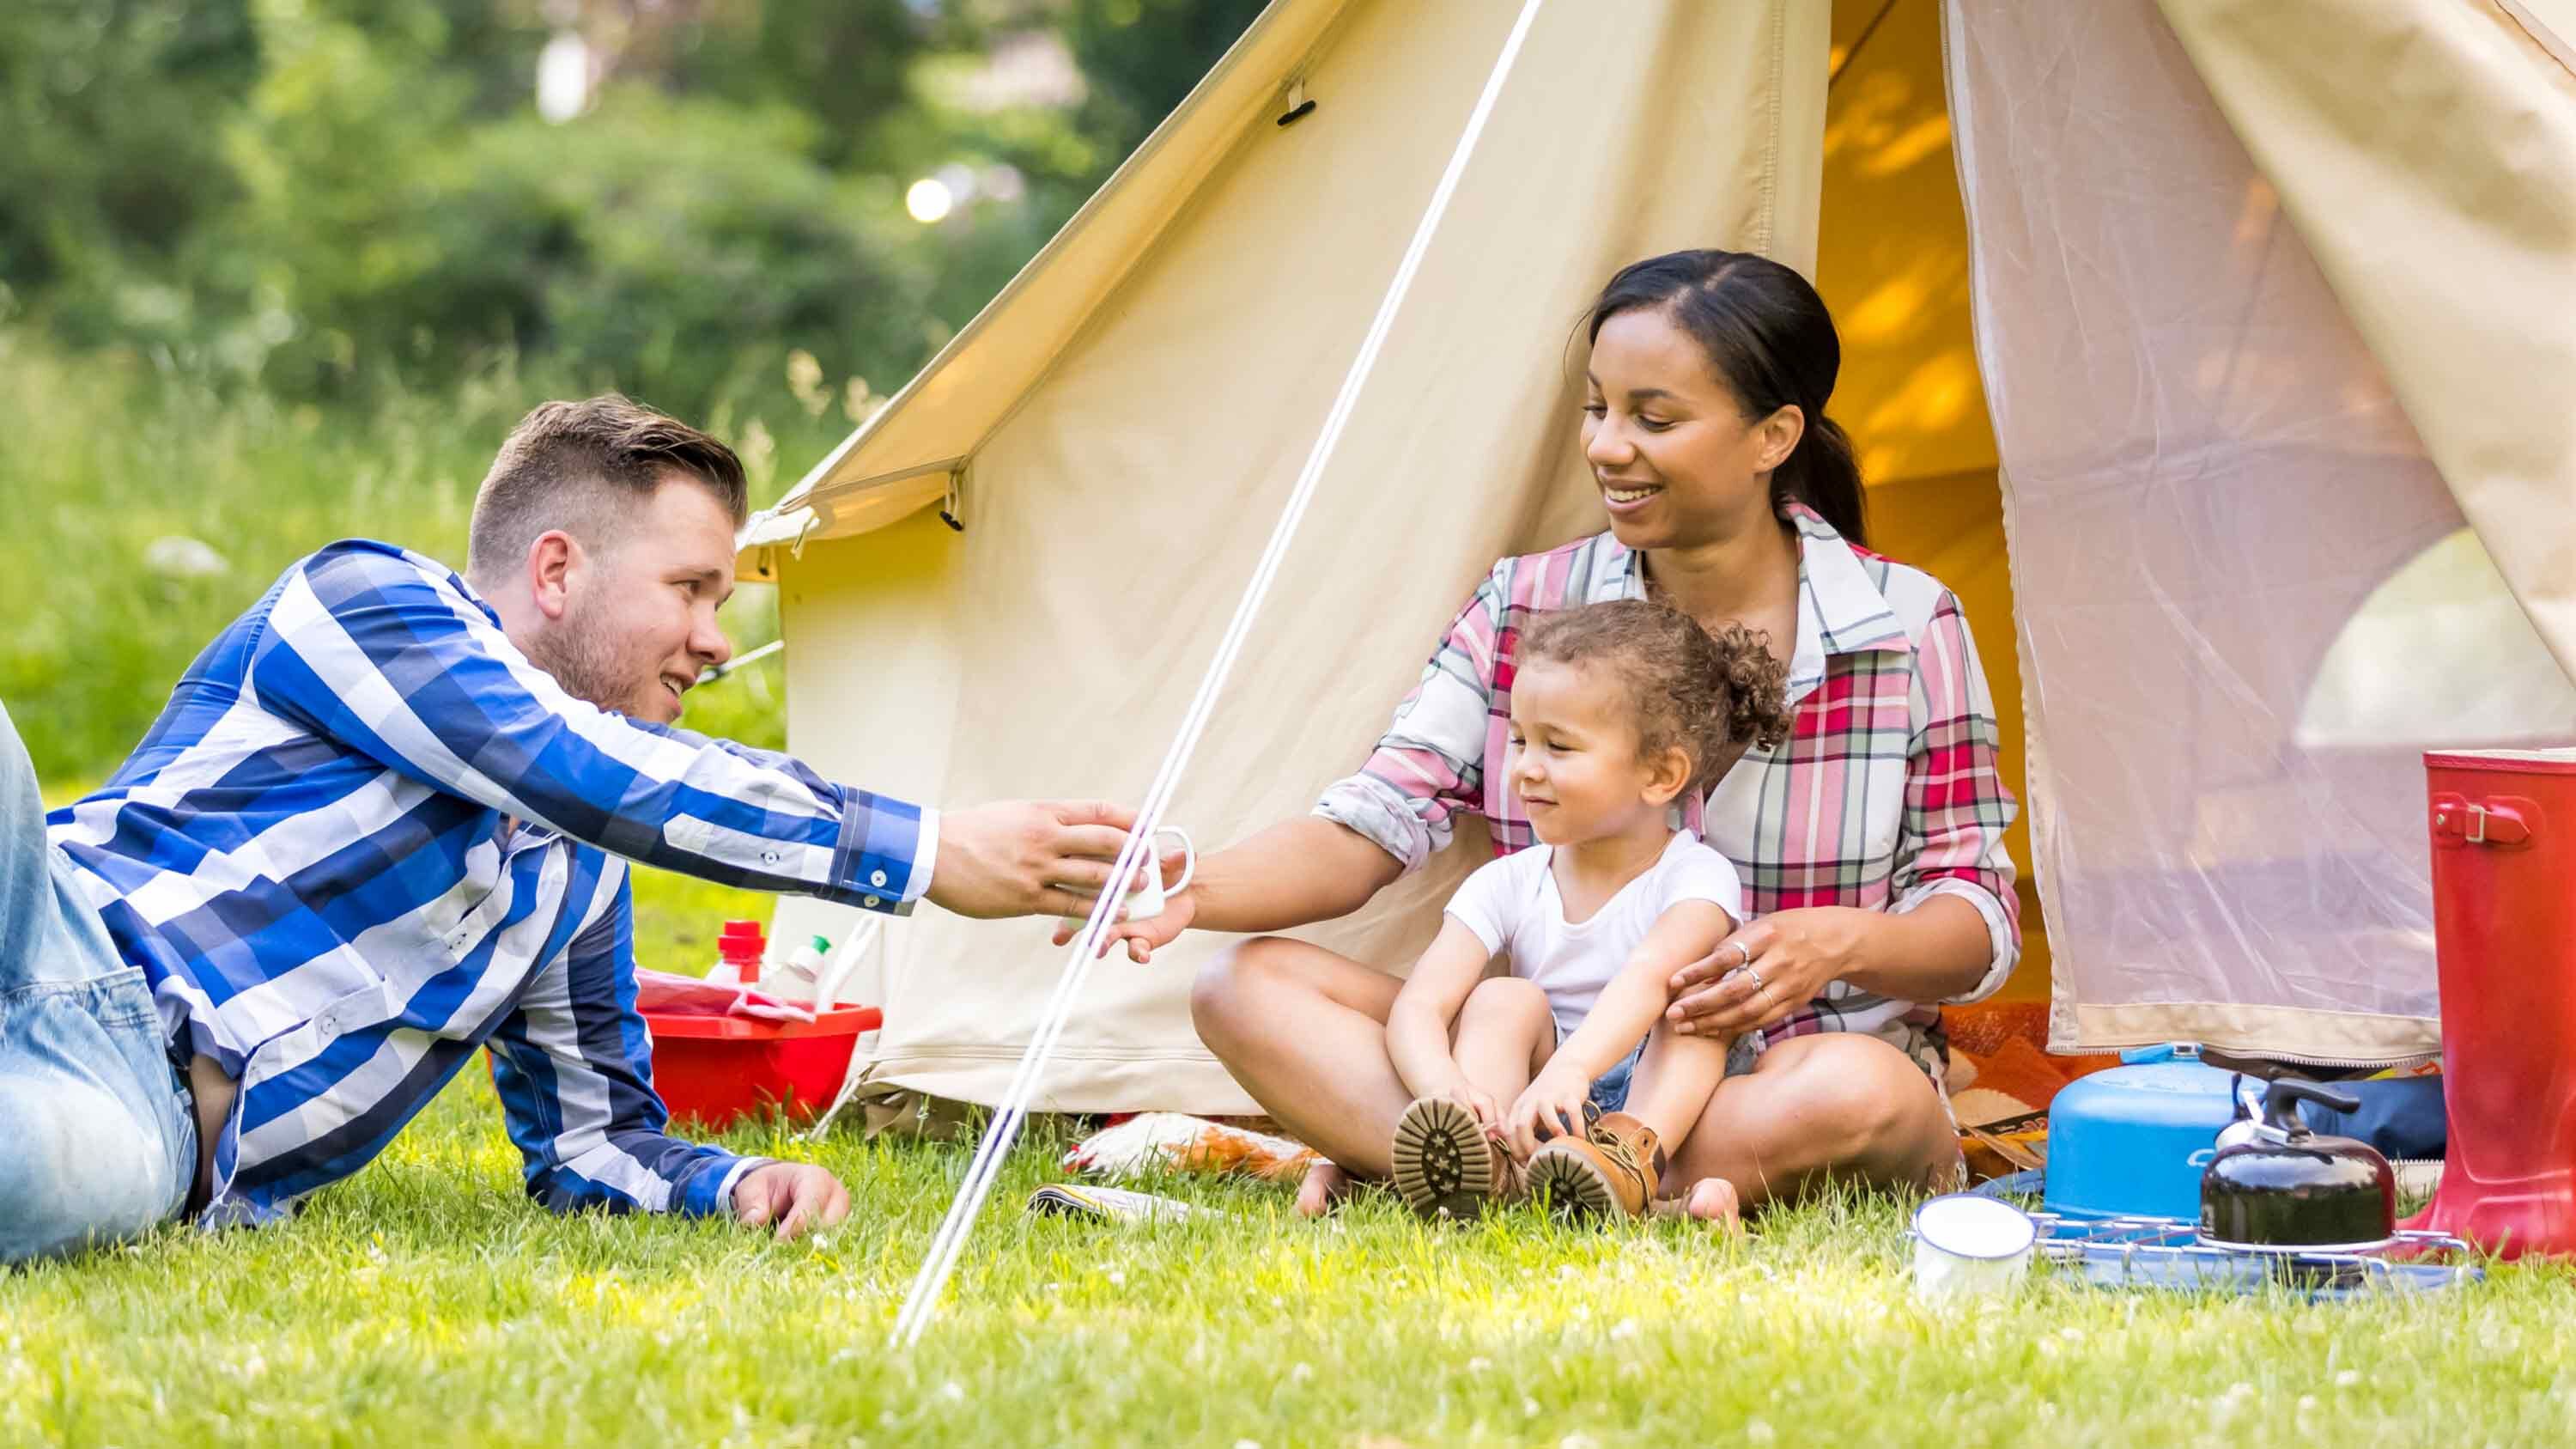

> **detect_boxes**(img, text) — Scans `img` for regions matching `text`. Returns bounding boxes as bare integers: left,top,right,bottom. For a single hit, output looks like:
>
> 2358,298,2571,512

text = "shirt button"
870,870,888,888
863,895,881,910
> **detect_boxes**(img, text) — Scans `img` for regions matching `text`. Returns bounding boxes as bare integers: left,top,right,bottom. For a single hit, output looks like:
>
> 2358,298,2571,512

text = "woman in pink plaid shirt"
1104,250,2020,1218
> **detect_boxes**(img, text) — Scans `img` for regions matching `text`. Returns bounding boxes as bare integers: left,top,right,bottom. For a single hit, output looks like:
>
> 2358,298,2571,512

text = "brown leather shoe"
1391,1096,1526,1220
1527,1111,1666,1219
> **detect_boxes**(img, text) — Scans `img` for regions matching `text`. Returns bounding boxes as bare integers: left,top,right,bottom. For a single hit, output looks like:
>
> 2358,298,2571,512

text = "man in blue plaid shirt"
3,396,1145,1261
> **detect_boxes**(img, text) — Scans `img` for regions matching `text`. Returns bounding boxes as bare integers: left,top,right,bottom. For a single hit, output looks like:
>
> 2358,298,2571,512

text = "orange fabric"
1947,1000,2123,1114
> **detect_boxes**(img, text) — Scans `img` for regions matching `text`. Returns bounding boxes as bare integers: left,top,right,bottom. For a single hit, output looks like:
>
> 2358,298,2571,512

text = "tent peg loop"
939,467,968,532
1277,77,1315,128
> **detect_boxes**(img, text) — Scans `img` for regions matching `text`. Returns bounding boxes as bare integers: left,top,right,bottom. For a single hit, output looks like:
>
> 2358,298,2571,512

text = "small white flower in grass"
1466,1358,1492,1375
1747,1419,1777,1445
2059,1327,2084,1342
1235,1440,1262,1449
1108,1270,1127,1286
2211,1384,2256,1423
1560,1434,1599,1449
2336,1371,2361,1388
1522,1397,1541,1417
1609,1318,1638,1342
940,1381,966,1403
1292,1363,1315,1385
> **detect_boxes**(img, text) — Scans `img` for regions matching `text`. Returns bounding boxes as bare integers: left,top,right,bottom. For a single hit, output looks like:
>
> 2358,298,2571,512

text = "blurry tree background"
1,0,1263,780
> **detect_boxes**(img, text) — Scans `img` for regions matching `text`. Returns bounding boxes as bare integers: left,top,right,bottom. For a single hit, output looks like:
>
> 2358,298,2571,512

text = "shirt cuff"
901,807,939,904
1896,878,2017,1004
715,1154,772,1215
831,785,932,915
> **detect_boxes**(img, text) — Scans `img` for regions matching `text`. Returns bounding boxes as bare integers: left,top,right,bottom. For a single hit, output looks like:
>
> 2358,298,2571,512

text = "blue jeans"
1584,1031,1762,1117
1587,1043,1644,1117
0,702,196,1263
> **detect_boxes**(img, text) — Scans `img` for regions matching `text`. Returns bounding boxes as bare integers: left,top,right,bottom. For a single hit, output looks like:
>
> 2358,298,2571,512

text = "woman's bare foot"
1650,1176,1744,1232
1295,1160,1352,1217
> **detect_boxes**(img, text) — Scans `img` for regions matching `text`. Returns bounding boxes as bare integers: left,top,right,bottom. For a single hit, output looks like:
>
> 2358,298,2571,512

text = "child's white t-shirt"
1443,831,1744,1045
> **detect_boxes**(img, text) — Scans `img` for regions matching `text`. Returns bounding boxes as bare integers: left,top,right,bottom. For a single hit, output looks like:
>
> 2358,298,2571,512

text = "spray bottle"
770,935,833,1003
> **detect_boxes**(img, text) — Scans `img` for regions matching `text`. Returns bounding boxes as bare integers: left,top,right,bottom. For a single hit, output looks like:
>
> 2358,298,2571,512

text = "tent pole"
890,0,1552,1349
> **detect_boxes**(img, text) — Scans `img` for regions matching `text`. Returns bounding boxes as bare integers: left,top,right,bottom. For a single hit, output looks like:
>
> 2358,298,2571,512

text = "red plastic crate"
642,1004,882,1130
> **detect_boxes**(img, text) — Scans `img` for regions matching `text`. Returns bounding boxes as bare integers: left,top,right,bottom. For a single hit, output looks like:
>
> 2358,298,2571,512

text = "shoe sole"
1390,1097,1497,1221
1528,1147,1620,1221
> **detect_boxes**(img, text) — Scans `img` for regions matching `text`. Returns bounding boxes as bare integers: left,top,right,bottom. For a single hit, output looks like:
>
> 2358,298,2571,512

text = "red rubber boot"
2406,749,2576,1258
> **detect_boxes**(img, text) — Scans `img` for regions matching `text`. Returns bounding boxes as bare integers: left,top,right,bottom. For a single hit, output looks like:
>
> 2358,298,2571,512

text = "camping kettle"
2199,1079,2397,1252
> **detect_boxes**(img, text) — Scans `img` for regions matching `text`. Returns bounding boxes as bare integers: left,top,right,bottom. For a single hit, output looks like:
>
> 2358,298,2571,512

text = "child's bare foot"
1294,1160,1351,1217
1649,1175,1743,1231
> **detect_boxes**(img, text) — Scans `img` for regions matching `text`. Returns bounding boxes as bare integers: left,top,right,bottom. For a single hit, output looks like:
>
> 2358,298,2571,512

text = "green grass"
2,1074,2568,1448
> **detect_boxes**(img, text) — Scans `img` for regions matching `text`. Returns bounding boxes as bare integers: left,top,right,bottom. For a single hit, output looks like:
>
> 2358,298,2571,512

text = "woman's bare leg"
1190,936,1413,1178
1662,1032,1959,1212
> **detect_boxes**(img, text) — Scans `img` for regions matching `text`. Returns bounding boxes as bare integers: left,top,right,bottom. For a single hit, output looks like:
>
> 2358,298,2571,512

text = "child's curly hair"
1518,599,1793,795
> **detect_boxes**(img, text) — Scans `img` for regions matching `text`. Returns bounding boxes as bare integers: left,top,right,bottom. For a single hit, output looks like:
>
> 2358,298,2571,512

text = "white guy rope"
890,0,1547,1349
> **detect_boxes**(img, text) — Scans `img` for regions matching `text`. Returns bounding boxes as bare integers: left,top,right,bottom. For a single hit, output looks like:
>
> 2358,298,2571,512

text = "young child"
1382,598,1790,1223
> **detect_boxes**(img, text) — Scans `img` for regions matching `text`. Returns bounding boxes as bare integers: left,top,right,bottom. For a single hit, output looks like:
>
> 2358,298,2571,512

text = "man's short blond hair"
466,395,748,582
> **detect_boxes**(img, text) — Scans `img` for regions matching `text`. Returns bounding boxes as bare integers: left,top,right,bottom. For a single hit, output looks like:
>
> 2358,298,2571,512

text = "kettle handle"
2261,1077,2361,1134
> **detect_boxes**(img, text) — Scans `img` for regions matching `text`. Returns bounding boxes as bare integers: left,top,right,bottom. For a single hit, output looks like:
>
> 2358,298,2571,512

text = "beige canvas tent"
737,0,2576,1112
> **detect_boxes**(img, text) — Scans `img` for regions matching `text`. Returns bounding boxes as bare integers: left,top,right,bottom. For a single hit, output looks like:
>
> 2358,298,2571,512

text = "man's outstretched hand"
927,800,1145,919
733,1161,849,1242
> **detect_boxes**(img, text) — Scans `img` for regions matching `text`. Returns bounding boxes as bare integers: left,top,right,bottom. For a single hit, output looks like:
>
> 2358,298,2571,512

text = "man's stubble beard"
523,592,652,721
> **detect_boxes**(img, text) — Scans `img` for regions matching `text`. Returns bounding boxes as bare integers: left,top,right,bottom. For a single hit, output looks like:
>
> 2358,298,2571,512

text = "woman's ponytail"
1588,249,1868,548
1777,411,1867,547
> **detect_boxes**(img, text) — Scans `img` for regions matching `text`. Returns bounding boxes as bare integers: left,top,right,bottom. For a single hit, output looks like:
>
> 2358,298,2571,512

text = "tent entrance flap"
1947,0,2576,1061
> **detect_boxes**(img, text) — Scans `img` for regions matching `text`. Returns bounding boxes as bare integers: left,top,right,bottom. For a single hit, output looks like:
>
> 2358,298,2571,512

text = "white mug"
1067,825,1196,926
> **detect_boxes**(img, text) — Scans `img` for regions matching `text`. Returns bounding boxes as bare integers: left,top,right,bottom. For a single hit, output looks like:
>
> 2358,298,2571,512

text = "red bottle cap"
718,919,767,965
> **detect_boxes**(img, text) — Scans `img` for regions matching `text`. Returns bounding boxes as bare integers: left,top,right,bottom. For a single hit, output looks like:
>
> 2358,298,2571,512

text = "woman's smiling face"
1582,305,1801,552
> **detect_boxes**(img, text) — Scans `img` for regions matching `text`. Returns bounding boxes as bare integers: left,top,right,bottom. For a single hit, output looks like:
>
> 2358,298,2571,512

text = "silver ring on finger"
1728,940,1753,970
1743,967,1767,995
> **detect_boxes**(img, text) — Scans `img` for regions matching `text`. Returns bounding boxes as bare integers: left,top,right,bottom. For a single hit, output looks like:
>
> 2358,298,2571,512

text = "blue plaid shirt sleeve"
246,541,930,911
485,880,765,1218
